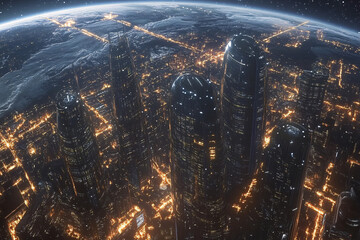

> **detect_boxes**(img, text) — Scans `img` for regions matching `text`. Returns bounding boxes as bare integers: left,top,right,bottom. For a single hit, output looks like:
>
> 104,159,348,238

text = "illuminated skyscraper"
298,66,328,129
221,34,266,192
256,122,310,239
56,89,104,208
170,73,226,239
110,36,151,192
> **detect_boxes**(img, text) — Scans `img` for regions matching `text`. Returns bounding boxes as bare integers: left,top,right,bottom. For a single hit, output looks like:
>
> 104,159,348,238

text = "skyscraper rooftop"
171,72,217,122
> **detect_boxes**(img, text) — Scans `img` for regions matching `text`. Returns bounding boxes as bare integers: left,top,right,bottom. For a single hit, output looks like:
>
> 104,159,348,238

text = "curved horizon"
0,1,359,35
0,0,358,120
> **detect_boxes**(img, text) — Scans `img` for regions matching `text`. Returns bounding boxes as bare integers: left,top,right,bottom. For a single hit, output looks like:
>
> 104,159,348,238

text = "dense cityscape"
0,5,360,240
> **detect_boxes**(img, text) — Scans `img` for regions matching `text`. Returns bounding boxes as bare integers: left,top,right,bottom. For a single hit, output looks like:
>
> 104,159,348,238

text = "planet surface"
0,2,360,239
0,1,359,118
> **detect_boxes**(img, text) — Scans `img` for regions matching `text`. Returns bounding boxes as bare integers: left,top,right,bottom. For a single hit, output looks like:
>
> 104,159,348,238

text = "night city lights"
0,1,359,240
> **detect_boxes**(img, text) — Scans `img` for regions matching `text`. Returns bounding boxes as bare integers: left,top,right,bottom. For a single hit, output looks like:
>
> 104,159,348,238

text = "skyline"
0,2,359,239
0,2,359,121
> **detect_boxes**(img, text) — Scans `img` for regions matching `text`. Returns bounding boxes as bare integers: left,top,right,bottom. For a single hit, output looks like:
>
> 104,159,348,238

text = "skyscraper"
109,36,151,192
56,89,104,208
298,65,328,129
221,34,266,193
170,73,226,239
256,122,310,239
324,187,360,240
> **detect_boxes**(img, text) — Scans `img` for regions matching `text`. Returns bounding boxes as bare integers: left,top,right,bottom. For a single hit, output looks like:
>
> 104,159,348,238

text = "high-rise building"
56,89,104,208
221,34,266,192
324,187,360,240
255,122,310,239
109,36,151,192
170,73,226,239
297,65,328,129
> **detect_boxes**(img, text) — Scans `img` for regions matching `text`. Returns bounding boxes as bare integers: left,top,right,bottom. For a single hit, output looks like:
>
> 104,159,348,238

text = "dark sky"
0,0,359,31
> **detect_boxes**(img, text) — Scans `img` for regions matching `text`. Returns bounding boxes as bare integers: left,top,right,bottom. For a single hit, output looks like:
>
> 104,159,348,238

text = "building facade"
170,73,226,239
56,89,104,208
221,34,266,193
257,122,310,239
109,36,151,193
298,66,328,129
324,187,360,240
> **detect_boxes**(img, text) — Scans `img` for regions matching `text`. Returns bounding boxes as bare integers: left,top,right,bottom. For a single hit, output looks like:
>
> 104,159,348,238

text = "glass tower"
170,73,226,239
221,34,266,192
109,36,151,192
324,187,360,239
258,122,310,239
56,89,104,208
298,66,328,129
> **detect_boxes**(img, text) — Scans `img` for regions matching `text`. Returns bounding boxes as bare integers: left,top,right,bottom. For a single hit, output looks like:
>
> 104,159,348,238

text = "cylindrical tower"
170,73,226,239
325,188,360,239
56,89,104,208
260,121,310,239
298,66,328,129
221,34,266,193
110,36,151,192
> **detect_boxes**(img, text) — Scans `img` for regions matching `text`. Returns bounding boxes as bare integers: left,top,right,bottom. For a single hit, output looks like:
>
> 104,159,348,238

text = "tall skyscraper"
298,65,328,129
256,122,310,239
56,89,104,208
109,36,151,192
324,187,360,240
170,73,226,239
221,34,266,193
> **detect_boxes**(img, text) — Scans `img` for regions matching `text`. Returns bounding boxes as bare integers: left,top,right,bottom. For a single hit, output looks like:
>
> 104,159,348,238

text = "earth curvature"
0,1,359,118
1,2,360,239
